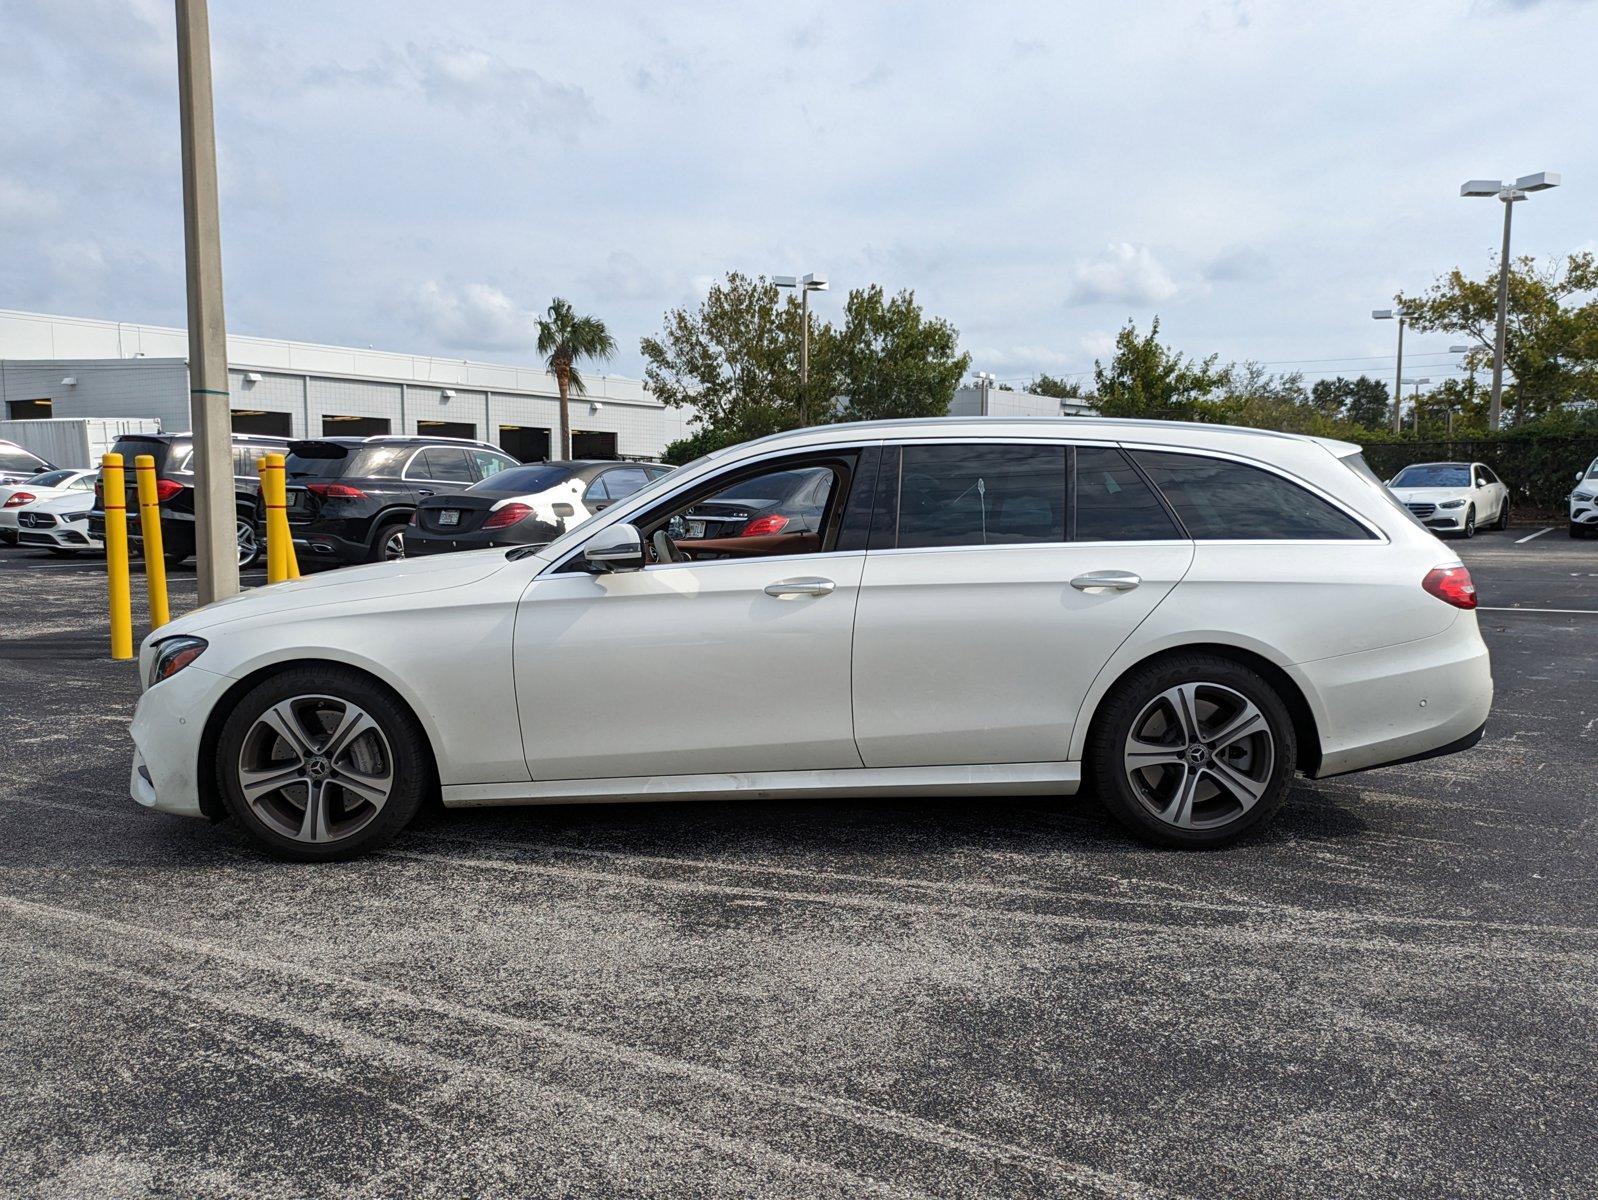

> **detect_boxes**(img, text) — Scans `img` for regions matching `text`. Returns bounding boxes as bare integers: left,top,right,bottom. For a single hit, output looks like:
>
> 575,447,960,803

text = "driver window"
644,461,845,564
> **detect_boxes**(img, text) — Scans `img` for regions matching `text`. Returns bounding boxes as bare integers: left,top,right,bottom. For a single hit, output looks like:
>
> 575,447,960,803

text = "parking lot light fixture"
973,371,998,415
774,273,829,426
1372,308,1408,433
1461,171,1560,431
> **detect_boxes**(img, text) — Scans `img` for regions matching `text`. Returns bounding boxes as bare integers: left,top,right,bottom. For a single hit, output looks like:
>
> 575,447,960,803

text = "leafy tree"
1204,363,1336,434
1091,318,1226,419
1397,251,1598,423
1310,375,1392,430
536,298,617,460
640,273,809,446
832,285,969,422
1028,373,1089,400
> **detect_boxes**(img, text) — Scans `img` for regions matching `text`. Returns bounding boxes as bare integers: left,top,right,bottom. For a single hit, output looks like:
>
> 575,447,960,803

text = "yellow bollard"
258,455,286,584
101,453,134,660
133,454,170,629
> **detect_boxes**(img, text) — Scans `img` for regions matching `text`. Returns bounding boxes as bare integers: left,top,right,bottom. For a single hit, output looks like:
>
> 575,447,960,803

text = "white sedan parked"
1387,461,1509,537
0,468,97,547
129,418,1493,861
1570,455,1598,538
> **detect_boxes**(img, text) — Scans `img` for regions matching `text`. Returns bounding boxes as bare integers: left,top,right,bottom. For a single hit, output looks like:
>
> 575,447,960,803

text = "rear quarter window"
1133,450,1373,540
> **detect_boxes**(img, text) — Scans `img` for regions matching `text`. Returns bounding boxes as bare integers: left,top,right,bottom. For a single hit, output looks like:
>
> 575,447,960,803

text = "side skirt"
443,761,1082,809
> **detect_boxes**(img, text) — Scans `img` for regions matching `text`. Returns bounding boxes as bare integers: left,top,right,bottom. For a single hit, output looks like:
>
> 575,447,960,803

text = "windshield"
1392,464,1470,488
473,464,572,493
0,446,46,472
1586,457,1598,480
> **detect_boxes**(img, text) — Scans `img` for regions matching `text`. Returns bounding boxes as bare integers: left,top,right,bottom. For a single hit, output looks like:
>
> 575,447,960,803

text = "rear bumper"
407,530,542,556
1298,618,1493,778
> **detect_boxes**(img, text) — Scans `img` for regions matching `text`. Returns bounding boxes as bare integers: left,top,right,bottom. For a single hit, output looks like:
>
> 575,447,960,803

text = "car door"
851,442,1194,768
1474,464,1503,520
512,448,874,780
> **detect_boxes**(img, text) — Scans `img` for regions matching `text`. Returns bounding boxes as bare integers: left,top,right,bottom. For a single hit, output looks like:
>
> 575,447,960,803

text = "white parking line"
1479,606,1598,615
1515,527,1555,544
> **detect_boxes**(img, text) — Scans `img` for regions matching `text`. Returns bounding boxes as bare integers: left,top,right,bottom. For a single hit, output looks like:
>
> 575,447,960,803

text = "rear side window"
414,447,474,482
1073,447,1181,541
1133,450,1372,540
599,467,651,500
897,444,1065,548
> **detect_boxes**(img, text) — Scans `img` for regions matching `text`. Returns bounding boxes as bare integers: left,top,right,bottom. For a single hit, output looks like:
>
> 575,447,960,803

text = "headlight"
148,636,208,687
1438,499,1467,509
1575,491,1595,503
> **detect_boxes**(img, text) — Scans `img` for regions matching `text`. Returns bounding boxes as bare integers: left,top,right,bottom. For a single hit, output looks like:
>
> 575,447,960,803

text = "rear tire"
1494,500,1510,531
237,516,261,569
216,666,431,861
368,519,408,563
1088,654,1297,848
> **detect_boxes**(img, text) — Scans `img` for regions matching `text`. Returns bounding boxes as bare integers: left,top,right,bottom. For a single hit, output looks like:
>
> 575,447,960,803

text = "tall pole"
799,287,809,427
175,0,239,603
1391,317,1405,434
1489,196,1514,432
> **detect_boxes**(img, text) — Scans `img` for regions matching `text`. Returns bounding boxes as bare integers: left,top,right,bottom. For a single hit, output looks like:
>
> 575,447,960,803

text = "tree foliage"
1027,373,1088,400
1310,375,1393,431
830,285,969,422
1090,318,1227,420
1397,251,1598,423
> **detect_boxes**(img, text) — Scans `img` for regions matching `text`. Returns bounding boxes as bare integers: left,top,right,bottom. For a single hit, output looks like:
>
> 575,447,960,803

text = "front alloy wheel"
218,666,430,860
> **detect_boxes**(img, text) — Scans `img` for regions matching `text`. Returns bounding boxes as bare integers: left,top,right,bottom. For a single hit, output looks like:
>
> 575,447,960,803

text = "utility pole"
175,0,239,603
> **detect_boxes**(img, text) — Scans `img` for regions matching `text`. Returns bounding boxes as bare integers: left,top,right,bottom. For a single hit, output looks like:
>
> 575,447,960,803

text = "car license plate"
687,519,705,537
439,510,460,527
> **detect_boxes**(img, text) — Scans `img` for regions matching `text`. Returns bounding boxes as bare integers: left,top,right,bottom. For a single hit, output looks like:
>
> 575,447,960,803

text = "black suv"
267,436,520,567
89,432,291,568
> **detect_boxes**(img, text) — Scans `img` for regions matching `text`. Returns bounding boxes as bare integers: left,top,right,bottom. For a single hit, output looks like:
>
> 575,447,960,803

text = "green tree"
1310,375,1392,430
536,297,618,459
832,285,969,422
1397,251,1598,424
1091,318,1226,419
640,273,809,446
1027,373,1089,400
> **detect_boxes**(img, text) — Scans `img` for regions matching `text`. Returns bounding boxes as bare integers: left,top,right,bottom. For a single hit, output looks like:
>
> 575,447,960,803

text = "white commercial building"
949,384,1096,419
0,309,694,463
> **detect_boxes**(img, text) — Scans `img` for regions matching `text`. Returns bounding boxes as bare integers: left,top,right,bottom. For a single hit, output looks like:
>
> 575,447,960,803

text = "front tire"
1088,655,1297,848
1461,505,1476,539
216,666,431,861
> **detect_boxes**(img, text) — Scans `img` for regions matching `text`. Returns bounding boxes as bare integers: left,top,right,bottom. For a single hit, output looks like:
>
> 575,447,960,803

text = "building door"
231,410,293,436
499,425,551,463
572,431,618,459
7,399,52,420
417,419,476,440
322,415,391,437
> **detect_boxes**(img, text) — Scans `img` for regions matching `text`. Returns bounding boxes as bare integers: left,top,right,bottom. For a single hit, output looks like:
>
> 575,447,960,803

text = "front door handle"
764,577,835,598
1070,570,1142,593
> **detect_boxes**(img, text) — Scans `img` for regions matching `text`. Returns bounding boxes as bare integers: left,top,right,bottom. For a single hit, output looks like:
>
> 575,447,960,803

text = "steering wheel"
651,529,684,564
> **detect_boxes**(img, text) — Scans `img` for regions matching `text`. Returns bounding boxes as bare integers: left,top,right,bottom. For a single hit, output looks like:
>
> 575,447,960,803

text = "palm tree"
536,298,617,460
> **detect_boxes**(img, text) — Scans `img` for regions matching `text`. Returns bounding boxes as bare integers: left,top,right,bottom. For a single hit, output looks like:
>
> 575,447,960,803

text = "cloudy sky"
2,0,1593,389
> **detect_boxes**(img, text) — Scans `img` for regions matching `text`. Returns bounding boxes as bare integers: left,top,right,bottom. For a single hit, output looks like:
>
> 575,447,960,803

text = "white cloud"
0,179,61,229
1065,243,1180,308
402,282,536,353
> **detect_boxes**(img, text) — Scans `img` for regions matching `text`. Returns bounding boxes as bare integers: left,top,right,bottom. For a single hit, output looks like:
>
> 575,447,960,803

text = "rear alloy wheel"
1090,656,1296,847
218,667,430,860
237,516,261,568
369,520,407,563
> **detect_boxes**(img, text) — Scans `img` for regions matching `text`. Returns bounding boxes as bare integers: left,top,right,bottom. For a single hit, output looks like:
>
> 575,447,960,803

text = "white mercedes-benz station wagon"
130,418,1492,860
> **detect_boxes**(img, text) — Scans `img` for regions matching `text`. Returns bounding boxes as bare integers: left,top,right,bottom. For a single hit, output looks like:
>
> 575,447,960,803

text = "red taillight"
306,482,368,500
483,502,532,530
3,492,34,508
154,479,182,502
1422,565,1478,610
740,514,790,537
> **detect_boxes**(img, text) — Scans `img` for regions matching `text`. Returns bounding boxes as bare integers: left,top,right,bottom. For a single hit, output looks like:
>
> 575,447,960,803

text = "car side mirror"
583,522,644,572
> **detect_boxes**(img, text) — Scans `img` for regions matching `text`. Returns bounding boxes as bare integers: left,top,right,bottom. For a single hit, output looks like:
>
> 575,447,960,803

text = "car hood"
1389,487,1471,504
159,548,514,636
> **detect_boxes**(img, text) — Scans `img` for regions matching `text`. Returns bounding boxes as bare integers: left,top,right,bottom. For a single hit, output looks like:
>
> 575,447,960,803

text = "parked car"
267,436,521,567
1570,455,1598,538
129,417,1493,862
0,468,97,545
661,464,833,552
1386,461,1509,537
408,460,674,556
89,432,291,569
0,439,54,487
10,488,102,555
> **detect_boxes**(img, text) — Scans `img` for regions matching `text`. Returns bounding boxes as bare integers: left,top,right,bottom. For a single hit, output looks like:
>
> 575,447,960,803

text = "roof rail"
363,433,503,451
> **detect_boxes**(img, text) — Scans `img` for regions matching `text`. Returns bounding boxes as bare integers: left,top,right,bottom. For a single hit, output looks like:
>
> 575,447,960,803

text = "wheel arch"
195,656,440,821
365,506,417,548
1076,642,1323,776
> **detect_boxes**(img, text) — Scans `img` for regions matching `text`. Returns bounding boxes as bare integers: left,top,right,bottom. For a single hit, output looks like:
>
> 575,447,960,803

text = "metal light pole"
1461,172,1560,432
176,0,238,602
774,273,829,426
1402,378,1431,434
1372,308,1407,433
973,371,997,415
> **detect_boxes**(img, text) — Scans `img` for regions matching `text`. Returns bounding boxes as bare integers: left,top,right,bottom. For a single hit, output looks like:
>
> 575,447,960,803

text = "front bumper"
1571,497,1598,528
128,664,234,819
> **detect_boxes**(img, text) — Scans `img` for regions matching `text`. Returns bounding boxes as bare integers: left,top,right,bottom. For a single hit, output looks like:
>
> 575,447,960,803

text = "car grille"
18,512,58,528
1405,502,1436,519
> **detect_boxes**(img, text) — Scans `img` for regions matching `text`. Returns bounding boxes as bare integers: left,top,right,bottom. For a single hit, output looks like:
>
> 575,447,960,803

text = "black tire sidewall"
1089,655,1297,848
216,666,430,861
368,520,408,563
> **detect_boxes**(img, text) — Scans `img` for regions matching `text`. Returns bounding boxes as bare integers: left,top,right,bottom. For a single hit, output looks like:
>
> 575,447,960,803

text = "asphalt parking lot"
1,529,1594,1199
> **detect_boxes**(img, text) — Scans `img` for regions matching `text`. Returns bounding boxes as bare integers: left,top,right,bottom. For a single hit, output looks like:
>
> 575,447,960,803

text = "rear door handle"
1070,570,1141,592
764,577,835,598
